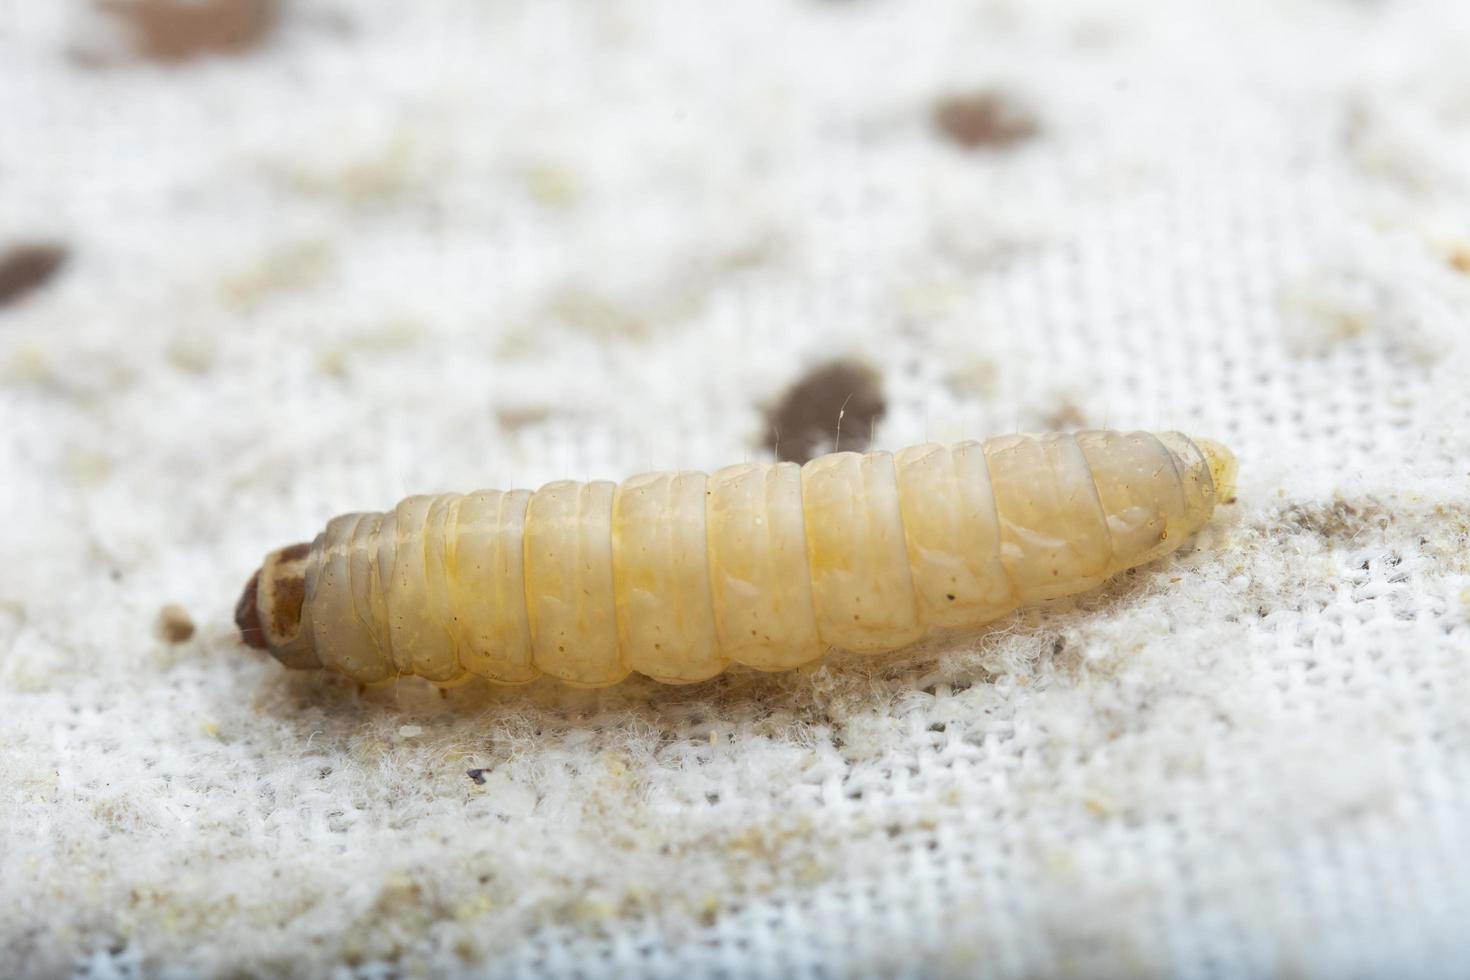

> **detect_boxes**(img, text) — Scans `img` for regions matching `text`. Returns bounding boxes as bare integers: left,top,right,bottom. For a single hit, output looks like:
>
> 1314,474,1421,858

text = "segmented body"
236,431,1236,687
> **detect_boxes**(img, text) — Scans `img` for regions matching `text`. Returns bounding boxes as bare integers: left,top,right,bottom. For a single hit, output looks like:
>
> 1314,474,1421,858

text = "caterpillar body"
236,431,1237,688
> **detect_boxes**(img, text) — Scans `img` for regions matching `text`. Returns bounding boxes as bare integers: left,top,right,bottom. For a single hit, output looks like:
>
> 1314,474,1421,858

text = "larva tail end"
236,567,268,650
1196,438,1238,505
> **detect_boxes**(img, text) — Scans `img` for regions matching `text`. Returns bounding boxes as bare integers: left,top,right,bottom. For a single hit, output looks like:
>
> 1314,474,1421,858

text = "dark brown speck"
97,0,279,62
933,91,1039,150
764,360,886,464
0,244,68,308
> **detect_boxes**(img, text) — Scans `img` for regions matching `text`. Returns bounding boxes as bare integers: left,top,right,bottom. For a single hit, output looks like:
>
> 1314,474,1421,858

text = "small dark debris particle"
97,0,279,62
0,243,68,308
156,603,196,643
945,593,956,601
466,768,489,785
932,91,1040,150
764,360,885,464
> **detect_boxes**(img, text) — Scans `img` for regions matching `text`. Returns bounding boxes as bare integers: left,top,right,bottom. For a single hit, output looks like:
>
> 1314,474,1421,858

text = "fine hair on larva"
236,430,1238,689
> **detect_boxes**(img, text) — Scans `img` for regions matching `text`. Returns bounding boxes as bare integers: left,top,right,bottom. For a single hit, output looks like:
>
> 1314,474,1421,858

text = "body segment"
801,450,923,653
705,462,823,671
613,471,726,684
893,441,1015,628
237,431,1236,687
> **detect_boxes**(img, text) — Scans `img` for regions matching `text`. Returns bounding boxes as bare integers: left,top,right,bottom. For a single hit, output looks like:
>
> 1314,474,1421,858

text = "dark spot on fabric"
466,769,489,785
495,406,552,431
97,0,279,62
235,569,267,649
946,593,956,601
0,243,68,308
1041,401,1087,431
932,91,1039,150
764,360,885,463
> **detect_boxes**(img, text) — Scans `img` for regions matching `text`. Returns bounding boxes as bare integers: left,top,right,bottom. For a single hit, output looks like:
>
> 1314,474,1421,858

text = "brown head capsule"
235,541,317,668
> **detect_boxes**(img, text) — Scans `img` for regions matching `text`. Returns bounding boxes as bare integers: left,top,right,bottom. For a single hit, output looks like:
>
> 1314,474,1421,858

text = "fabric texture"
2,1,1468,976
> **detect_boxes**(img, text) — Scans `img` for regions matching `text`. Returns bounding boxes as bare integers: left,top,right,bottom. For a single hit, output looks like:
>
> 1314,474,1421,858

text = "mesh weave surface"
2,2,1468,977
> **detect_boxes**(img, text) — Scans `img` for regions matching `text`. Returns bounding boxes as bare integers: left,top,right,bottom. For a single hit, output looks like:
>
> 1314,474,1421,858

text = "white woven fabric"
3,1,1468,976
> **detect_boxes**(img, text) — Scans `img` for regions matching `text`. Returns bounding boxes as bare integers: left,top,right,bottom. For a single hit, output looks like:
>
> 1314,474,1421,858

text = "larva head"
235,542,321,669
1195,438,1238,505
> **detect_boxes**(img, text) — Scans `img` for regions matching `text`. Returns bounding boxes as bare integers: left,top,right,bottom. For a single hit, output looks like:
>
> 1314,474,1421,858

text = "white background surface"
2,1,1468,976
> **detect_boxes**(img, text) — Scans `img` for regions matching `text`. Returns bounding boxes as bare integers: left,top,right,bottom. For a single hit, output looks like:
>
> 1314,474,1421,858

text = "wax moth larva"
236,431,1237,688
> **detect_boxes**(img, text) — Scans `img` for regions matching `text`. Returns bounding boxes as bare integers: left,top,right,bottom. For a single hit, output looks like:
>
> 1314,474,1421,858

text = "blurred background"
2,1,1468,977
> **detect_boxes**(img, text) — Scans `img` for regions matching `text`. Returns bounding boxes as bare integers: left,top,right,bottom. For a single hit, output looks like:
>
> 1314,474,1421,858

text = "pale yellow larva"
236,431,1237,688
